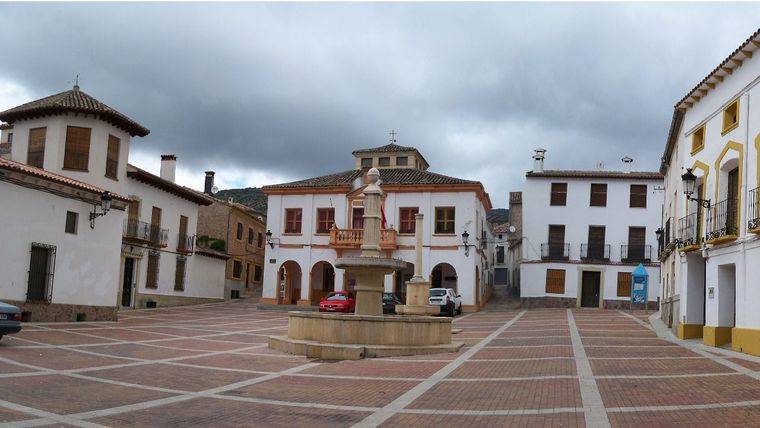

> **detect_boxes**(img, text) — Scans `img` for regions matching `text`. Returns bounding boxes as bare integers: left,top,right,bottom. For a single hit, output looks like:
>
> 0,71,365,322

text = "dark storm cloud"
1,3,759,206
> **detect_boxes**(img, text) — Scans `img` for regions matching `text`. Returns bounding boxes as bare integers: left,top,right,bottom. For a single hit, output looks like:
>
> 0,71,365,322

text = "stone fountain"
269,168,462,360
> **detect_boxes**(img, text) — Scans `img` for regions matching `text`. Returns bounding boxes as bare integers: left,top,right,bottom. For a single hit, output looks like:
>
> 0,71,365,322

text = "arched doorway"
431,263,457,292
277,261,301,305
393,262,414,301
310,261,335,305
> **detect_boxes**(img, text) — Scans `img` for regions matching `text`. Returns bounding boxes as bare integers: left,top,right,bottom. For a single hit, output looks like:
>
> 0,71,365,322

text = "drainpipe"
739,92,750,327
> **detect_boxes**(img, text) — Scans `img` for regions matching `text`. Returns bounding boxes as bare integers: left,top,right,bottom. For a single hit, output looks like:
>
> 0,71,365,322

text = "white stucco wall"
0,180,124,307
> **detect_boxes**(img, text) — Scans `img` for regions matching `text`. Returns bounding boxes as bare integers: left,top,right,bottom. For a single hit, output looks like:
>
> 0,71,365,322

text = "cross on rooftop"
389,129,397,143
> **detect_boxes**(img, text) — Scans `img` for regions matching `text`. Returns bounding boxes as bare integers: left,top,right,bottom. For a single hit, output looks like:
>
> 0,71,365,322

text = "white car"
429,288,462,316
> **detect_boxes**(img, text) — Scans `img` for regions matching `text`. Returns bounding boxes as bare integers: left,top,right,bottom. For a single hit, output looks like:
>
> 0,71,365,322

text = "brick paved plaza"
2,301,760,427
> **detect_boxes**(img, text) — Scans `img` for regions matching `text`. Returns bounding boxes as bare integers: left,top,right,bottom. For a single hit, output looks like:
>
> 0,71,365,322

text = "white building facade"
520,152,662,308
261,143,495,312
659,29,760,355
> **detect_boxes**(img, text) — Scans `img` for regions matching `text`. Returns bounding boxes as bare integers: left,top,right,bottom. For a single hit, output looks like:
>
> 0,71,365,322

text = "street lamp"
462,230,470,257
265,229,274,249
89,191,113,229
682,168,711,209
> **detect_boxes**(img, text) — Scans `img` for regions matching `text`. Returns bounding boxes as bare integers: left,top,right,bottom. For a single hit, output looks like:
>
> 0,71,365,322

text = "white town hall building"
261,143,495,312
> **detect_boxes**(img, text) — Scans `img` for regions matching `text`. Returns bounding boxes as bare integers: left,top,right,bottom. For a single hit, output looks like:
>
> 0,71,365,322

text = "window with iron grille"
236,222,243,240
63,126,91,171
254,265,262,282
65,211,78,234
435,207,455,234
550,183,567,206
146,251,160,288
285,208,302,233
316,208,335,233
174,256,186,291
399,207,418,234
27,243,56,302
629,184,647,208
232,259,243,279
590,183,607,207
545,269,565,294
257,231,263,248
27,127,47,169
248,227,254,244
105,134,120,179
617,272,632,297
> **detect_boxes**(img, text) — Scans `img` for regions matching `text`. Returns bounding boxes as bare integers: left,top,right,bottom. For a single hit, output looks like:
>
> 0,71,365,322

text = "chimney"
160,154,177,183
532,148,546,172
204,171,215,194
622,156,633,173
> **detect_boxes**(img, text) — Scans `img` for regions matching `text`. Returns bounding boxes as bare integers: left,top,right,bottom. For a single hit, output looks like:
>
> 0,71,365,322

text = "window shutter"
550,183,567,206
630,185,647,208
63,126,91,171
174,258,186,291
545,269,565,294
617,272,632,297
590,183,607,207
146,252,160,288
27,127,47,168
105,135,120,179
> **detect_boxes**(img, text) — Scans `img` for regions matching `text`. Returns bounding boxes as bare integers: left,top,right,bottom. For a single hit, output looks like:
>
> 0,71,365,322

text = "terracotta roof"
0,87,149,137
195,247,230,260
675,28,760,109
0,123,12,130
0,157,130,202
263,168,480,190
526,170,663,180
126,164,212,205
492,223,511,234
352,143,418,155
659,108,685,174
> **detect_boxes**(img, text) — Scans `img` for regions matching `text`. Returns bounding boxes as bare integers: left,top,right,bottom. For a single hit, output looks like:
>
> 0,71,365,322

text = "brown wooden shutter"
27,127,47,168
588,226,605,244
628,227,646,245
174,258,186,291
151,207,162,226
550,183,567,206
590,183,607,207
63,126,91,171
179,215,188,237
128,199,140,222
629,185,647,208
146,253,159,288
105,135,120,179
617,272,632,297
545,269,565,294
548,225,565,244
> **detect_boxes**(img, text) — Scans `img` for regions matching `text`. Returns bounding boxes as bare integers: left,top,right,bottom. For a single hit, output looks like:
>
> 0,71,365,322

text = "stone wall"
7,300,117,322
521,296,576,308
134,292,223,308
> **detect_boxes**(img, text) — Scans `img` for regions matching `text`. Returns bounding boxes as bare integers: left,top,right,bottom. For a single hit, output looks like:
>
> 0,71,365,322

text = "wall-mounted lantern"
89,191,112,229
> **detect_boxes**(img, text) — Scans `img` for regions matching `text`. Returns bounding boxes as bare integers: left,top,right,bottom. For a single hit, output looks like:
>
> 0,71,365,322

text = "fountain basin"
269,311,463,360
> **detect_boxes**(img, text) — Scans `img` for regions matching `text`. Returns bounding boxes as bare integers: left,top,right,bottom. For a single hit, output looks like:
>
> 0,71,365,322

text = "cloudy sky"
1,3,758,207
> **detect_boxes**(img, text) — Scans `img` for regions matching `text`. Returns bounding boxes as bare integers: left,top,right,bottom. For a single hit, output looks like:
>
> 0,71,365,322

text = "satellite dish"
509,226,516,233
211,185,219,195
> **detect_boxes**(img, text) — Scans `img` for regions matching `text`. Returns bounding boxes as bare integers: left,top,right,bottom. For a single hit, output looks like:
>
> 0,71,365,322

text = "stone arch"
310,261,335,305
431,263,457,292
277,260,301,305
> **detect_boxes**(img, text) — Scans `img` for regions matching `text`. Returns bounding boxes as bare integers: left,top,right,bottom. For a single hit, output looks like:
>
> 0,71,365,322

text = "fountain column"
396,213,440,315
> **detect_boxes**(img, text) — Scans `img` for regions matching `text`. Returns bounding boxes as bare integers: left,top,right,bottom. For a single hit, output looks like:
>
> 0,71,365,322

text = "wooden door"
581,271,600,308
727,167,739,233
628,227,646,260
27,246,51,302
548,225,565,258
587,226,606,259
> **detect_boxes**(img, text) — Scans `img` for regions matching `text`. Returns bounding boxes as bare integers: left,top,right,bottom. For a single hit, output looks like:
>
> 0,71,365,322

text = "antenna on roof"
72,73,80,91
389,129,397,144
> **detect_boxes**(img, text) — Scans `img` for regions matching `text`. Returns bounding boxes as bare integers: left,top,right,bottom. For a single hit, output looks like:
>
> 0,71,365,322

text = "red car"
318,291,356,313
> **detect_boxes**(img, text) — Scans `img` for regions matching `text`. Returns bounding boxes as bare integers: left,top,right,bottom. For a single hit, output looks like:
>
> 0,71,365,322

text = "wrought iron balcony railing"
329,227,397,250
177,233,194,254
580,243,610,261
621,244,651,263
706,198,739,241
749,187,760,232
541,243,570,261
123,219,169,247
678,212,701,248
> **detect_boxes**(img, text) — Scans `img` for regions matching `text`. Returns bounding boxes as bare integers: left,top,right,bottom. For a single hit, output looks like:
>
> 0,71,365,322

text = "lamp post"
682,168,711,209
89,191,112,229
461,230,470,257
265,229,274,248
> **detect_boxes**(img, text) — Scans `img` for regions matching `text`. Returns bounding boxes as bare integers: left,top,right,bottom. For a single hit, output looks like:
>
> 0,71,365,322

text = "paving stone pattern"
2,302,760,427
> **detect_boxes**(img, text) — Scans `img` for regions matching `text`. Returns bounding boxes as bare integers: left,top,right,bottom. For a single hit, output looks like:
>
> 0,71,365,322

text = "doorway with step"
581,271,601,308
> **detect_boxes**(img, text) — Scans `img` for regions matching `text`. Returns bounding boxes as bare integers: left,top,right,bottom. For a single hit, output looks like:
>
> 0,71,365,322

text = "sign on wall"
631,264,648,306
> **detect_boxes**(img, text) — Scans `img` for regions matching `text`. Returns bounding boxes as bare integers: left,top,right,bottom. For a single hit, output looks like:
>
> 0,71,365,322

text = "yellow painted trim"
690,125,706,155
755,133,760,187
680,244,701,253
750,227,760,235
703,326,732,347
677,323,704,339
706,234,739,245
732,327,760,356
713,140,744,231
721,98,740,135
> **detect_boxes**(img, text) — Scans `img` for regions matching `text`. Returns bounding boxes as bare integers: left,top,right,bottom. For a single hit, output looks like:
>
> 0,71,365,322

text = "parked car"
0,302,22,341
382,293,403,314
318,291,356,313
429,288,462,316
